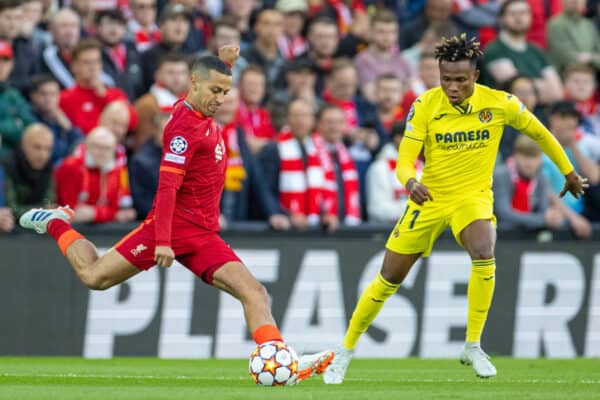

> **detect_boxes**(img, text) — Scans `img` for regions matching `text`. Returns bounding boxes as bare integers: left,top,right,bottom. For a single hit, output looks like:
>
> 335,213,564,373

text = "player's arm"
506,95,588,199
396,99,433,205
153,130,197,267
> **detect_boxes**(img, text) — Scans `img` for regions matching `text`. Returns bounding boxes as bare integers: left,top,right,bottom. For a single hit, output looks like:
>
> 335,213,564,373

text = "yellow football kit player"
386,83,573,256
325,35,586,383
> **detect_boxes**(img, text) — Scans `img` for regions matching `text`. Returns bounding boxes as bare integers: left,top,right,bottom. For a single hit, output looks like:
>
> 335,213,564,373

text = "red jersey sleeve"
153,123,204,246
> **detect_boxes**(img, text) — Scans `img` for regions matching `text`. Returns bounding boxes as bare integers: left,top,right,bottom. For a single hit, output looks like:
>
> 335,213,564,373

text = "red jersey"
59,84,138,134
150,100,227,246
55,153,132,223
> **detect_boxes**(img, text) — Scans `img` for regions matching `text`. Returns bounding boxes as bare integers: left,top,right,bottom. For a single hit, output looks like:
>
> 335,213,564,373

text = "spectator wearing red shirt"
55,126,136,224
237,65,276,154
59,38,137,135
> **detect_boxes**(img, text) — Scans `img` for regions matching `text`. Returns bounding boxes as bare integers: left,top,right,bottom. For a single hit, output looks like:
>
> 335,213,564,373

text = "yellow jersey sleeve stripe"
404,135,424,142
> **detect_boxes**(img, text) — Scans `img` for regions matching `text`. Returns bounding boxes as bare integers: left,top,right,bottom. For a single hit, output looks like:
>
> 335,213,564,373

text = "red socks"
48,219,84,256
252,324,283,345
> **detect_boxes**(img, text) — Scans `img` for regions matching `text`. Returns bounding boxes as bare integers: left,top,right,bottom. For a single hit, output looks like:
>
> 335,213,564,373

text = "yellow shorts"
386,191,496,257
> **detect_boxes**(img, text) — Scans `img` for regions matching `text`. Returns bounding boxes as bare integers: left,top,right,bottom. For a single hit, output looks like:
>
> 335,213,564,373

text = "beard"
504,24,530,36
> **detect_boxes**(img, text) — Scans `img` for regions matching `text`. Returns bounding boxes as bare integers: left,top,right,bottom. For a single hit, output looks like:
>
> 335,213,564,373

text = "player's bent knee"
247,282,269,303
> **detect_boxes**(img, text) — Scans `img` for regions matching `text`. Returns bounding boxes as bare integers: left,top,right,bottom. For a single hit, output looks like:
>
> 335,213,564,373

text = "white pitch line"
1,373,599,385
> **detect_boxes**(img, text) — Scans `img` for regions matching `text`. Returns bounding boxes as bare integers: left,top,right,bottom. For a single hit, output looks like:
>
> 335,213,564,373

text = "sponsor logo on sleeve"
407,104,415,121
170,136,188,154
164,153,186,164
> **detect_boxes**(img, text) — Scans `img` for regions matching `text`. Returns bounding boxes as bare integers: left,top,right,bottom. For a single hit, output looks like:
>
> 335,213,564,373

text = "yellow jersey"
396,83,573,198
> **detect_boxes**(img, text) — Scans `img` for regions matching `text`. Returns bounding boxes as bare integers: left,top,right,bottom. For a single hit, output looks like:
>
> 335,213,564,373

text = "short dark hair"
564,63,596,79
499,0,529,17
191,55,232,78
0,0,21,13
158,52,190,69
94,8,127,25
72,38,102,61
371,9,398,26
434,33,483,66
29,74,59,94
549,101,581,121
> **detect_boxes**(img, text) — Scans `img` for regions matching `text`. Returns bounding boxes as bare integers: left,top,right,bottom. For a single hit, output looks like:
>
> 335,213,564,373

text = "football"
248,341,299,386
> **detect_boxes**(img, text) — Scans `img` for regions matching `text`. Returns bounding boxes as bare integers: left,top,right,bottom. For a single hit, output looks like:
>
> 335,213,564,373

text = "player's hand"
407,178,433,205
155,246,175,267
218,45,240,67
560,171,589,199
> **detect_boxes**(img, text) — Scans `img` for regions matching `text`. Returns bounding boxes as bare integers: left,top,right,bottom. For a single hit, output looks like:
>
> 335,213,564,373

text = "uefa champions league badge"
170,136,188,154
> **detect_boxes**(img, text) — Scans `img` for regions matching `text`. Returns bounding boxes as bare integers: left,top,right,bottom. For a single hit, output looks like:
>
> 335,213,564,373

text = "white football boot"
19,206,74,234
460,343,497,378
323,347,354,384
295,350,335,383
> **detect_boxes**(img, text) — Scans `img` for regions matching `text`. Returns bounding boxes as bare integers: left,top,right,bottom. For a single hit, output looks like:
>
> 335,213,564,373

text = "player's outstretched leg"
459,219,497,378
212,262,334,383
324,250,420,384
20,207,140,290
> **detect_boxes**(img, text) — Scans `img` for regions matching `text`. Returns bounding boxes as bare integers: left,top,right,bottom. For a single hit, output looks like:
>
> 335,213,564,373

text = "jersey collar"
182,100,207,120
443,84,482,115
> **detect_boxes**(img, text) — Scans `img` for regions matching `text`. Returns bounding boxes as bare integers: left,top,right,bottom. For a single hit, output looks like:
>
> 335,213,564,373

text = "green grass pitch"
1,358,599,400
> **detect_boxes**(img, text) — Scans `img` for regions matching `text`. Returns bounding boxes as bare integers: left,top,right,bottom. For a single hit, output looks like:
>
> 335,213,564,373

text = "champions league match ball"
249,341,299,386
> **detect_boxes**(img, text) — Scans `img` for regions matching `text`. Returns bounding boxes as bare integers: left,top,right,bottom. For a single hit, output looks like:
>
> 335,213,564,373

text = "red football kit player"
19,47,333,381
113,98,239,282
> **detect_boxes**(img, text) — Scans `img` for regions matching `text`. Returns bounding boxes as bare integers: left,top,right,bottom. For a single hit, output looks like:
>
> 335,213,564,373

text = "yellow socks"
343,273,400,350
466,258,496,343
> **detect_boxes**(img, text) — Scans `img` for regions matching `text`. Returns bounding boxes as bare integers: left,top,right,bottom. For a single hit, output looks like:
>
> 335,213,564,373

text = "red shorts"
114,218,241,284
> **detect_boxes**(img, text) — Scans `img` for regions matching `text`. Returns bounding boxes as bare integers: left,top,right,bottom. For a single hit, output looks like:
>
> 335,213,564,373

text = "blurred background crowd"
1,0,600,238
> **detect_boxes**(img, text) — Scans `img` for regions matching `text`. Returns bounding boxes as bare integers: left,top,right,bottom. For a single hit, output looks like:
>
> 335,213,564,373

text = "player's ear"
190,72,199,90
473,69,480,82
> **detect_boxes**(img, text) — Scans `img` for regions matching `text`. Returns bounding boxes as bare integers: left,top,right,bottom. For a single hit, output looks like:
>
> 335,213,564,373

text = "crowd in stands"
1,0,600,239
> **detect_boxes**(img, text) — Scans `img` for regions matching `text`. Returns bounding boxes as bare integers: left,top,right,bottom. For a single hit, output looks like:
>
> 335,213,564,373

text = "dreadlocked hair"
434,33,483,65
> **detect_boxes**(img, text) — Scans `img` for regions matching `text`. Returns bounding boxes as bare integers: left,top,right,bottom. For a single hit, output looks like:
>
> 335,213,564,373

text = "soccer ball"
249,341,299,386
